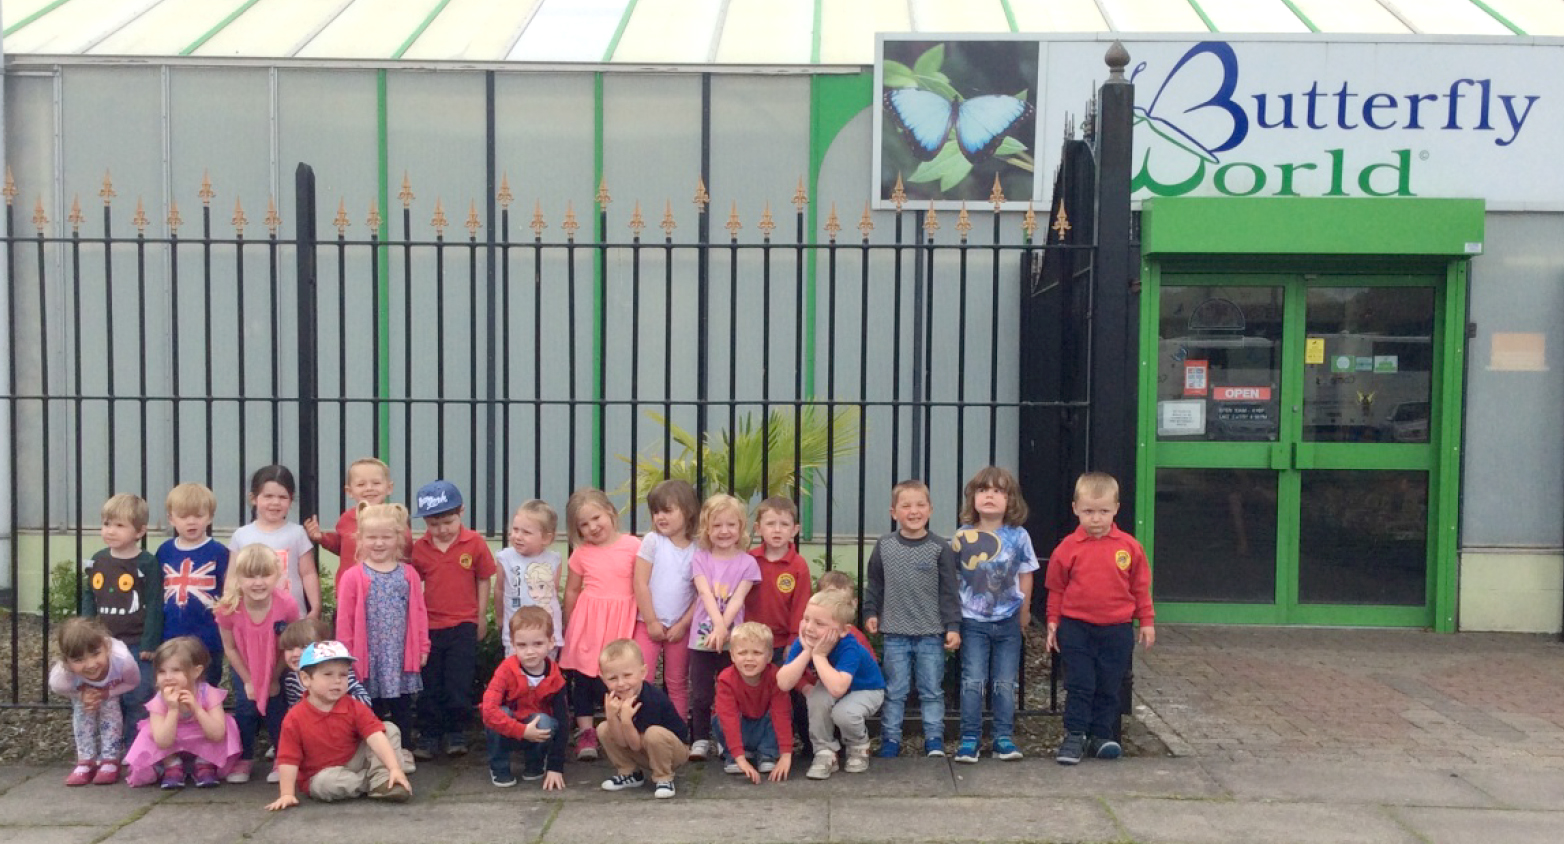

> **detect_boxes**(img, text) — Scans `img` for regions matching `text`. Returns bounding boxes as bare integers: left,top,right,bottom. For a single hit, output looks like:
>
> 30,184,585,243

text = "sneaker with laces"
688,739,712,761
924,737,946,758
490,768,518,788
192,763,220,788
653,780,676,799
160,763,187,790
226,759,253,784
757,758,777,773
876,739,901,759
1056,732,1086,766
601,770,646,791
92,761,120,785
844,744,870,774
993,737,1023,761
575,727,600,762
805,751,838,780
723,759,744,775
65,761,96,787
1088,737,1123,760
953,737,980,764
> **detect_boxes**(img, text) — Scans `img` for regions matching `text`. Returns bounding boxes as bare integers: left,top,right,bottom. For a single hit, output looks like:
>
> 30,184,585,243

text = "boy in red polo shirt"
266,641,411,809
745,497,812,661
480,607,568,790
410,480,496,759
1044,472,1155,766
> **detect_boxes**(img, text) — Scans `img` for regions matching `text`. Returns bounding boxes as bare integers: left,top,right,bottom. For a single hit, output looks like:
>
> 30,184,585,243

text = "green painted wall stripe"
3,0,74,36
603,0,639,62
1278,0,1320,33
179,0,263,56
592,72,606,486
998,0,1019,32
1141,197,1486,257
1468,0,1527,35
393,0,452,59
810,0,822,64
375,70,392,459
1185,0,1219,32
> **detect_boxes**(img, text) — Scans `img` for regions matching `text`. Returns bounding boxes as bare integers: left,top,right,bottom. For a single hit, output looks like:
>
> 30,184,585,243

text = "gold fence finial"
561,201,579,239
132,198,149,234
530,200,547,237
399,172,414,208
367,199,382,233
167,200,183,233
629,200,645,237
891,174,908,211
32,195,48,232
1023,201,1039,240
956,202,972,240
498,172,513,209
100,170,116,206
68,195,84,232
792,177,808,213
824,203,841,241
660,200,677,237
693,177,710,213
334,198,350,235
989,174,1006,212
232,198,247,236
758,201,776,239
725,201,742,239
430,198,448,236
596,177,611,209
923,200,939,237
1051,198,1071,239
199,170,214,206
265,196,281,235
2,167,16,205
859,202,874,239
465,200,481,237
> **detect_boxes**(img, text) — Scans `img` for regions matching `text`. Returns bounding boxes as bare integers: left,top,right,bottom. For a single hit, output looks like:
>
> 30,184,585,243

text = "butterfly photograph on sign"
877,38,1040,208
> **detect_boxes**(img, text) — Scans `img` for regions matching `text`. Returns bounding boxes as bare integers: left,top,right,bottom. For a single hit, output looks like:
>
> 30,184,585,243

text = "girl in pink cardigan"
336,503,430,756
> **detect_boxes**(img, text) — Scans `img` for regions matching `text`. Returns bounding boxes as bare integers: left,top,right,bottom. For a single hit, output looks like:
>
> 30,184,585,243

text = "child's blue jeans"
880,634,947,744
487,711,557,777
711,714,781,765
1057,617,1134,740
959,613,1022,741
232,670,285,761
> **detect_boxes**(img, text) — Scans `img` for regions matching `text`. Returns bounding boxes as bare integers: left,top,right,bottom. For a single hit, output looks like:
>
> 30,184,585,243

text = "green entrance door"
1148,273,1447,626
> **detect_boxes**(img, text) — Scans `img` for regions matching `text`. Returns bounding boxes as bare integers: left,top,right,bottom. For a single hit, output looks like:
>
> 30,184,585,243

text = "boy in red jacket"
713,622,794,783
1044,472,1154,766
480,607,568,790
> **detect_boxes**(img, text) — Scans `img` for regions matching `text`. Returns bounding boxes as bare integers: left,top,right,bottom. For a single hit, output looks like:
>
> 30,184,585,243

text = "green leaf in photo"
883,60,917,89
995,136,1029,156
906,140,973,191
917,75,960,101
913,44,945,77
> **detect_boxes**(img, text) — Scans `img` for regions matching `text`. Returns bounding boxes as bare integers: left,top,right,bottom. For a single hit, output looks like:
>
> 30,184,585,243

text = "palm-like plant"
623,406,861,506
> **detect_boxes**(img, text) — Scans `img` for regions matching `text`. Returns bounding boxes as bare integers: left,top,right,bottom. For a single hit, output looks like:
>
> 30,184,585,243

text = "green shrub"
47,560,82,623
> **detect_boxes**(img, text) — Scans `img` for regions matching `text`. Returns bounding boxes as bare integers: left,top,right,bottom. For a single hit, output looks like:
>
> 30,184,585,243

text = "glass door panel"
1297,470,1428,606
1302,287,1434,443
1157,285,1284,443
1153,468,1278,603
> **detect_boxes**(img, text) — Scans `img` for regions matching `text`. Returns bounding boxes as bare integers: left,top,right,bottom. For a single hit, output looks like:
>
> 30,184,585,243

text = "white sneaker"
265,768,280,784
806,751,838,780
689,739,712,761
399,748,417,773
843,744,870,774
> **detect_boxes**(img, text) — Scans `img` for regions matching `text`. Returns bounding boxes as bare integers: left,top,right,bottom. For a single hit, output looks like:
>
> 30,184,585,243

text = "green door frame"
1137,198,1485,632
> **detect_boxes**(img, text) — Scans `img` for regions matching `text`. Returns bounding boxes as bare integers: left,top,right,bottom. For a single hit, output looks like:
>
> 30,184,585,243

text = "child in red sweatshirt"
1044,472,1154,766
712,622,794,783
480,607,568,790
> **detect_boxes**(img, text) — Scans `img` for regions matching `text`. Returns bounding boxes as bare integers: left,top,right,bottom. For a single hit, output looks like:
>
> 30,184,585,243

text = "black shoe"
1087,737,1123,759
1056,732,1086,765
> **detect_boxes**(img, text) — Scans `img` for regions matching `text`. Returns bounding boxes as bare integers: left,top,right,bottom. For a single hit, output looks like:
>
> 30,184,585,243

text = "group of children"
52,457,1154,808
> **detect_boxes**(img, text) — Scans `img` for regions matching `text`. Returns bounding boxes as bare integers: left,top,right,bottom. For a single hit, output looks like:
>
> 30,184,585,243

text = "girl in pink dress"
124,637,241,788
558,487,641,761
214,545,301,783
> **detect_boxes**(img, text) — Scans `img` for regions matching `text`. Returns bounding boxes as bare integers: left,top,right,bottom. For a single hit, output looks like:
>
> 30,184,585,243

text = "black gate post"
295,163,320,564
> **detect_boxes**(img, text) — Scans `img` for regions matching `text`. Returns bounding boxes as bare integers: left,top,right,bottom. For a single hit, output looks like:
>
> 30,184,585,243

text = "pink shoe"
65,761,96,787
226,759,253,784
575,727,599,761
91,761,120,785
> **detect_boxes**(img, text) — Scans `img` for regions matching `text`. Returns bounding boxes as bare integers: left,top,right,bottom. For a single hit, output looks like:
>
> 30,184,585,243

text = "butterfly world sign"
875,35,1560,211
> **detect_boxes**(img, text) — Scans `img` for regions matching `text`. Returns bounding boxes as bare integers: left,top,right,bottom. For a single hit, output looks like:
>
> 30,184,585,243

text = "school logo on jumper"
163,558,219,608
1115,550,1132,572
458,553,473,570
776,573,797,594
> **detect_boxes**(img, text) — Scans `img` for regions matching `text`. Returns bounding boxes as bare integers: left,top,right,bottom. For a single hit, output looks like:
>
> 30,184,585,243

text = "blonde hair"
215,545,281,613
514,499,559,538
728,621,774,652
891,479,931,507
1074,471,1120,503
807,589,856,625
345,457,391,484
278,617,333,652
697,494,750,550
56,616,112,662
508,605,554,638
152,636,211,675
959,466,1029,527
102,493,149,531
165,484,217,519
815,570,856,594
356,503,411,561
565,487,620,545
646,480,699,541
598,638,643,668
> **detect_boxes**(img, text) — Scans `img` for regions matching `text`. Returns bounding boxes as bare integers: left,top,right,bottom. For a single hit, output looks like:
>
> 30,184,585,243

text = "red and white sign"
1213,386,1272,401
1183,360,1208,397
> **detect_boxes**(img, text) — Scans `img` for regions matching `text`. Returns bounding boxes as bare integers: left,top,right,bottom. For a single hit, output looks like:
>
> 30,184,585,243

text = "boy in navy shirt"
596,639,690,799
156,484,227,686
778,590,885,780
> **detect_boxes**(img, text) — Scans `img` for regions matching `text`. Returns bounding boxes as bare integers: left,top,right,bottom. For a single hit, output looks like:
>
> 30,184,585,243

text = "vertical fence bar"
921,210,936,488
268,208,283,464
235,202,248,485
956,212,969,504
295,164,320,554
856,211,870,582
760,216,772,495
595,189,608,492
662,214,673,476
628,210,642,529
566,208,579,489
466,208,479,523
434,205,447,480
694,188,709,498
169,207,182,481
69,210,83,613
36,206,53,701
485,72,499,533
135,215,149,499
988,203,1002,466
726,205,738,494
890,204,903,500
200,186,215,510
824,209,838,569
102,189,116,499
335,208,349,514
497,185,511,511
792,200,804,507
532,208,543,498
4,194,16,704
369,205,383,459
909,210,923,481
401,184,413,506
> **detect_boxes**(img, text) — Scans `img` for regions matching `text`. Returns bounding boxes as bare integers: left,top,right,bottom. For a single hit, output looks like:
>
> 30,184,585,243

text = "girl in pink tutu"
124,637,241,788
558,488,640,760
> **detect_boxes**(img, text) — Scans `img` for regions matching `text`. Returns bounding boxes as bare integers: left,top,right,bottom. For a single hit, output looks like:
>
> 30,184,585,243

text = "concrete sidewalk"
1,752,1562,844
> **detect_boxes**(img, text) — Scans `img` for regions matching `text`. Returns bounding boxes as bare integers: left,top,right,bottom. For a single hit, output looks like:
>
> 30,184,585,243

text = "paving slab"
953,757,1224,800
436,759,621,801
101,803,271,844
1202,760,1495,807
690,757,954,799
545,796,828,844
0,827,111,844
1110,797,1422,844
161,777,281,805
0,767,44,797
1455,767,1564,810
1391,806,1564,844
828,796,1120,843
0,774,164,825
252,797,553,844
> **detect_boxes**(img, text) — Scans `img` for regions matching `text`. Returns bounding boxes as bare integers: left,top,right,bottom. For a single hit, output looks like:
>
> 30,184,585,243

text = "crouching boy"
596,639,689,799
481,607,568,789
266,641,411,810
713,622,794,783
778,590,885,780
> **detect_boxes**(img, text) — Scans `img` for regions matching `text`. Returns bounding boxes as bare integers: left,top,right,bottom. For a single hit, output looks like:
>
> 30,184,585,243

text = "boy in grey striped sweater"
862,480,962,758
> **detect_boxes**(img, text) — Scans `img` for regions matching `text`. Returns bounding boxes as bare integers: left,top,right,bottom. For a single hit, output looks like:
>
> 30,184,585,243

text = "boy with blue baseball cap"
266,641,411,810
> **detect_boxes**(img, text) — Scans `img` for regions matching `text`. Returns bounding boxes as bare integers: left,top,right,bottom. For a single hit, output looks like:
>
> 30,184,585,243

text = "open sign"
1213,386,1272,401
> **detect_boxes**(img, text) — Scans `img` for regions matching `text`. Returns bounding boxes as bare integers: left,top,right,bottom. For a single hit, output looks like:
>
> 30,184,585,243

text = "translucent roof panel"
399,0,542,61
1194,0,1312,33
821,0,911,65
1287,0,1411,34
1481,0,1564,35
192,0,355,58
1099,0,1210,33
4,0,163,54
3,0,76,34
1009,0,1110,33
89,0,250,55
909,0,1013,33
508,0,629,62
1379,0,1512,35
295,0,448,60
610,0,721,63
714,0,813,65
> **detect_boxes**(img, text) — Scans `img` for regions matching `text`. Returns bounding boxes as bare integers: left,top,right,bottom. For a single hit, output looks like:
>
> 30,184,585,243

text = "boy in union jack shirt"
155,484,229,685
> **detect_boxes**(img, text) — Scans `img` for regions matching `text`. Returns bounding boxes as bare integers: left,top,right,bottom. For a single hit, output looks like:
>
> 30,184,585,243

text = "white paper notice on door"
1158,400,1206,437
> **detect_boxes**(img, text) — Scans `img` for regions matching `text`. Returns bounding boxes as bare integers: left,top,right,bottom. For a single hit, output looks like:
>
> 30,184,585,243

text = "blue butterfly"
884,88,1034,165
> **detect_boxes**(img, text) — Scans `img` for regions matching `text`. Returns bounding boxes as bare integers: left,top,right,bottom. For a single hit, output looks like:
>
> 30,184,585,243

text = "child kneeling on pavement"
596,639,689,798
480,607,568,789
778,590,885,780
266,641,411,809
713,622,793,783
